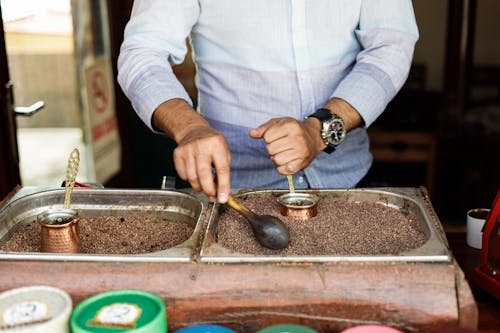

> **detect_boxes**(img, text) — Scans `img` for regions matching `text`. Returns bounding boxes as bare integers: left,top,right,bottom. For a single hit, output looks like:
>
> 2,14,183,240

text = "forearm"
154,99,231,203
153,99,211,144
323,98,364,132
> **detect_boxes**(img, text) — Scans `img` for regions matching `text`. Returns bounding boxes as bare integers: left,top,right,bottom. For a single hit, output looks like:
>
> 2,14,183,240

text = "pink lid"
341,325,403,333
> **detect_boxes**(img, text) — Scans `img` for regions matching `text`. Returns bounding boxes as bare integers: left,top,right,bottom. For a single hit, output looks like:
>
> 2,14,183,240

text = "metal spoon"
63,148,80,209
225,193,290,250
286,174,295,193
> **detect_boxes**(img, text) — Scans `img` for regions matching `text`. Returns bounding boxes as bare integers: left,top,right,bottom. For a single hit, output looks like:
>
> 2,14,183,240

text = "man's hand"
248,117,324,175
249,99,364,175
174,125,231,203
153,99,231,203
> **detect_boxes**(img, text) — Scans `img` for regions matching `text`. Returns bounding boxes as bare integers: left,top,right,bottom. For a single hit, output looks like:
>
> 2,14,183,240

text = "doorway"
1,0,87,187
0,0,121,197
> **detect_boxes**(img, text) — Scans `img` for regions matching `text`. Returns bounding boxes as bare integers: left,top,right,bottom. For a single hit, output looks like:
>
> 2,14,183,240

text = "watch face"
323,117,346,146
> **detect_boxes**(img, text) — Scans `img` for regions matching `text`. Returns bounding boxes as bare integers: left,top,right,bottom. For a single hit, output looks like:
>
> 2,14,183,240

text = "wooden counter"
0,186,479,332
0,257,477,332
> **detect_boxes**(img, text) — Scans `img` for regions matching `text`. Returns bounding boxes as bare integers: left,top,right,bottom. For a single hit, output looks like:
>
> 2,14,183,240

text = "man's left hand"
249,117,324,175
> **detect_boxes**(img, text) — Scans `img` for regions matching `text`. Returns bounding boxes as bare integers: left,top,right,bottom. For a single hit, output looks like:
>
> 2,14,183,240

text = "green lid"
70,289,166,333
257,324,318,333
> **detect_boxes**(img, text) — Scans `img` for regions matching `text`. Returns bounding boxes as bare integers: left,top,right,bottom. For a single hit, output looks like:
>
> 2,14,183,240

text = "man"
118,1,419,203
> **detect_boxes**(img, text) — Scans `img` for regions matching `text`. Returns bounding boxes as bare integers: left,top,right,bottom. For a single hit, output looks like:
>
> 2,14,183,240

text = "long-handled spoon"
225,193,290,250
63,148,80,209
286,174,295,193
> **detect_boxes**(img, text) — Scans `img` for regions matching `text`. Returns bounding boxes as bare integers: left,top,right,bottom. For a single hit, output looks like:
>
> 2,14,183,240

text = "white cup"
466,208,490,249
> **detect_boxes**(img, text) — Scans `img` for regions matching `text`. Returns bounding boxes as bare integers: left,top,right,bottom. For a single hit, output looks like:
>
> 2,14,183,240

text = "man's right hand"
174,125,231,203
153,99,231,203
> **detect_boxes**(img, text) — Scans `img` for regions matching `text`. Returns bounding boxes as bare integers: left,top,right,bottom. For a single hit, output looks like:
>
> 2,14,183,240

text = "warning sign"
83,58,121,184
90,69,109,114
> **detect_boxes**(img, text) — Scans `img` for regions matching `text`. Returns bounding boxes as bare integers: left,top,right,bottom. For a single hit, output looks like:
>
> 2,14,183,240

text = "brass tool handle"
226,193,254,219
286,174,295,193
63,148,80,209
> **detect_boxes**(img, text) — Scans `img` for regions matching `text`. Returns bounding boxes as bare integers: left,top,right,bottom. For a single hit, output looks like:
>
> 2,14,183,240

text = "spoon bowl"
225,194,290,250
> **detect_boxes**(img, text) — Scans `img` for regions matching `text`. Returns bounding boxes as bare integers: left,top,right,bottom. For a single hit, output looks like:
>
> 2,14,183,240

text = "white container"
466,208,490,249
0,285,72,333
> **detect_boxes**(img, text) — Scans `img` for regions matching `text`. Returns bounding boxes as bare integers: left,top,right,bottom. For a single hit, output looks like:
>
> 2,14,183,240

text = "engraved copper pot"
38,208,80,253
277,193,319,221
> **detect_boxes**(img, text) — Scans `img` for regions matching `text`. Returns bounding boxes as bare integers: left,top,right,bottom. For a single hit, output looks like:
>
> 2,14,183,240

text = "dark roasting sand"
0,216,194,254
217,194,427,256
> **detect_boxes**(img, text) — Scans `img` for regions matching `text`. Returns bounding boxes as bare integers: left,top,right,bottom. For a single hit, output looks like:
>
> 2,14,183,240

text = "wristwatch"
307,108,346,154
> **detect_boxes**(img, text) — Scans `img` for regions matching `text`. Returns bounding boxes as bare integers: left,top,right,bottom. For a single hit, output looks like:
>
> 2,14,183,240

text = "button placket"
290,0,315,116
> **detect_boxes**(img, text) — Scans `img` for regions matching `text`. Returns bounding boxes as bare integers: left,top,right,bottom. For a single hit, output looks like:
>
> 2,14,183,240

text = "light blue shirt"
118,0,419,190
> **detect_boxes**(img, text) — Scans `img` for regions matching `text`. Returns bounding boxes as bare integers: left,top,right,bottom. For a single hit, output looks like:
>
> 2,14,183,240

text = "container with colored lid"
341,325,404,333
71,289,166,333
175,324,236,333
257,324,318,333
0,285,72,333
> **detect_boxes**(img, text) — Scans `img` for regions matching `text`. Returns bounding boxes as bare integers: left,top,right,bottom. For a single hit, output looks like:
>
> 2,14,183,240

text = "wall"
412,0,448,92
411,0,500,92
474,0,500,65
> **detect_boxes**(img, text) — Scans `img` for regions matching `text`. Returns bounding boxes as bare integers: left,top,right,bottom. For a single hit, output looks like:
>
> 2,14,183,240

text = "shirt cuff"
331,63,397,128
129,66,193,134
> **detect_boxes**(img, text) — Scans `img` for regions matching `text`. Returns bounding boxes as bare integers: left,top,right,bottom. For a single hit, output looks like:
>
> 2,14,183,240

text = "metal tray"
0,188,208,262
199,188,451,263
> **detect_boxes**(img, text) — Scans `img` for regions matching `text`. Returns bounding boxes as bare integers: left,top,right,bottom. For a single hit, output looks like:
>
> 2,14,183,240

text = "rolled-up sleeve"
117,0,200,132
332,0,419,127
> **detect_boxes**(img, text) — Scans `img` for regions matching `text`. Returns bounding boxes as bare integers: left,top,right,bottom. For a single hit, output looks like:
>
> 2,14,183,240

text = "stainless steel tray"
0,188,208,262
199,188,451,263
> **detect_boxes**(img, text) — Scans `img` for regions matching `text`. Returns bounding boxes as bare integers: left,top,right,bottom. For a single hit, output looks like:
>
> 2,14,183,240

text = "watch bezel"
307,108,346,154
321,115,346,146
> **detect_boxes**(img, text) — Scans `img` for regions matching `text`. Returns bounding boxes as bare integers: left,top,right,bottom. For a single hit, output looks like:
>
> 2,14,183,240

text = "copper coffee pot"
278,174,319,221
39,208,80,253
39,148,81,253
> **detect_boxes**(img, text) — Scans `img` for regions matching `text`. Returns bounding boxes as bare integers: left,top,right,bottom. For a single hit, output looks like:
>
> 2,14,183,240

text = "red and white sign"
83,58,121,184
90,69,109,114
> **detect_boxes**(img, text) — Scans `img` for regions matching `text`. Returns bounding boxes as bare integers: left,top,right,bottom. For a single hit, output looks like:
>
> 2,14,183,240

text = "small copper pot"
277,193,319,221
38,208,80,253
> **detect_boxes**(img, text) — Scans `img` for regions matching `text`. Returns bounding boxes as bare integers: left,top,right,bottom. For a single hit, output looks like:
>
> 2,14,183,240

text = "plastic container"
257,324,318,333
0,285,72,333
341,325,404,333
71,289,166,333
175,324,236,333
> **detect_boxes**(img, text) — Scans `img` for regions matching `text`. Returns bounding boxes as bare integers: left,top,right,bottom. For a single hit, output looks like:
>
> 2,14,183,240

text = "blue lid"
175,325,236,333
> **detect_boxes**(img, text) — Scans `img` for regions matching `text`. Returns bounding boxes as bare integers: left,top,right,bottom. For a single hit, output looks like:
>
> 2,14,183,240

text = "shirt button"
298,176,305,184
